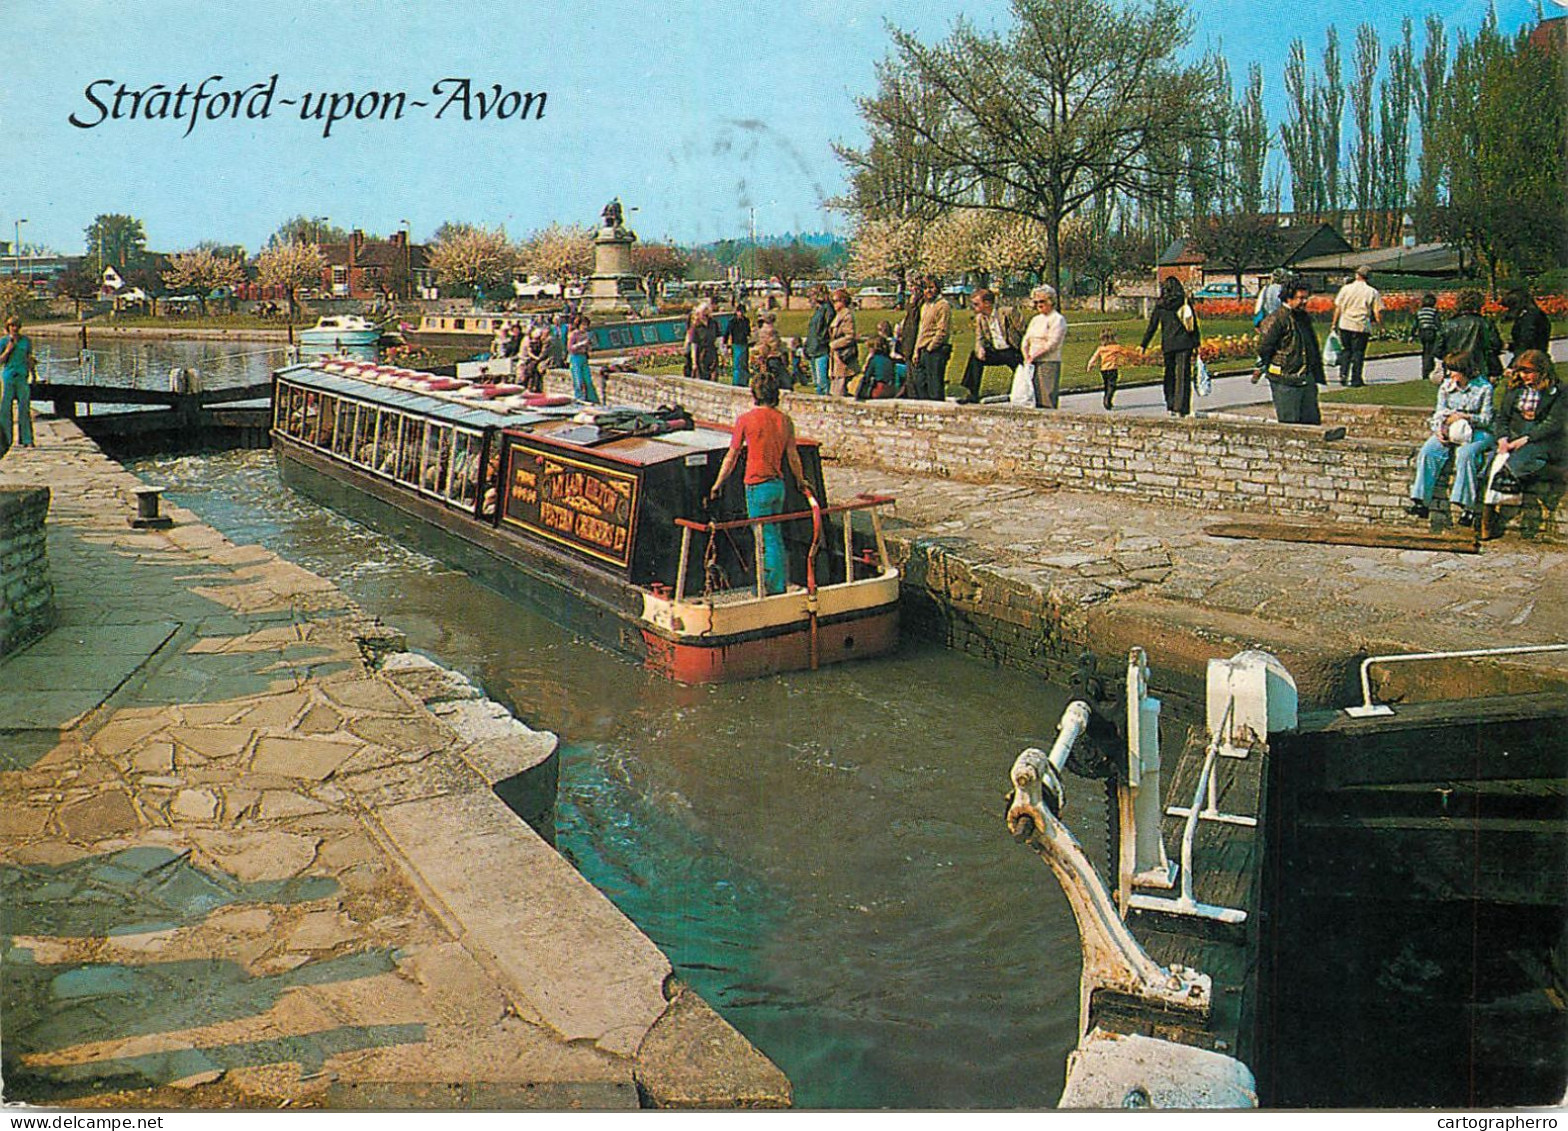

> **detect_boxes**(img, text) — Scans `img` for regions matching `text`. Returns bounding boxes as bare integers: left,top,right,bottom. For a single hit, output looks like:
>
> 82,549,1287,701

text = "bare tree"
838,0,1218,293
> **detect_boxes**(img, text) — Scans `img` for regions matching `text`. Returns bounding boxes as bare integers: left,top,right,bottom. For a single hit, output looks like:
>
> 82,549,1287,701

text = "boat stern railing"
671,493,896,604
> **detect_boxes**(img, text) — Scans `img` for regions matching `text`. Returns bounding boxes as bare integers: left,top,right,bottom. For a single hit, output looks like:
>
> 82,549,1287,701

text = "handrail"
1348,643,1568,717
674,493,895,534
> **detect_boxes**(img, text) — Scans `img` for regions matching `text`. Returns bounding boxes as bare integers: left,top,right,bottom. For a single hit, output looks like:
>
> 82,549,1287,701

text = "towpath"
0,418,787,1110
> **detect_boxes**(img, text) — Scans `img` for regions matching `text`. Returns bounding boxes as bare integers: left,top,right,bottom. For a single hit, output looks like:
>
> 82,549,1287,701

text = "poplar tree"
1348,25,1381,241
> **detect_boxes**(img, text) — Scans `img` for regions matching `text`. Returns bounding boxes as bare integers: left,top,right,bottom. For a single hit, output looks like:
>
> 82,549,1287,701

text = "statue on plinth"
601,198,625,232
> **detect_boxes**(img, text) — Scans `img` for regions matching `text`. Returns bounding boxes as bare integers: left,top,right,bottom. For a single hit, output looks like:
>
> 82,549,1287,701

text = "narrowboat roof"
277,363,542,431
275,360,800,469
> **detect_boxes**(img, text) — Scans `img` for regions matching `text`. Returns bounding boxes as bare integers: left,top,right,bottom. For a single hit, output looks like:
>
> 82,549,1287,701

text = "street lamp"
13,219,25,284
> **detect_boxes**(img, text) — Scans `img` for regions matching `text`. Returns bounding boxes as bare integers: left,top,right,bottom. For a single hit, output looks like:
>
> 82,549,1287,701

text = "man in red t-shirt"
708,371,807,594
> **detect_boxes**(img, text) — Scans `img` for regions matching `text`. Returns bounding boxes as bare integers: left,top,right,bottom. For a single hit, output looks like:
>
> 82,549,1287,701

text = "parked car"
1191,282,1251,301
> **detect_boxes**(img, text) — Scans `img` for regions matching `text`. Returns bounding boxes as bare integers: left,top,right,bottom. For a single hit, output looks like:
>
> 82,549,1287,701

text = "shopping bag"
1009,362,1037,407
1323,329,1342,369
1195,355,1213,397
1482,451,1524,507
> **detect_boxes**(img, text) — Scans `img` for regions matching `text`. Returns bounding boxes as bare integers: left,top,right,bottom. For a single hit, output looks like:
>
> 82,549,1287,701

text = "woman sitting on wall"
1406,350,1495,528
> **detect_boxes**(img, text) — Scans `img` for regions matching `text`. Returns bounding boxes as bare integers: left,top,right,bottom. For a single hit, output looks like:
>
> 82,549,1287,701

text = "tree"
428,226,518,301
123,264,169,316
630,242,689,285
162,249,245,316
753,242,821,302
0,279,33,323
517,224,592,287
848,215,926,288
268,215,349,248
54,263,102,318
1348,24,1381,241
839,0,1219,293
1234,65,1270,215
1422,20,1568,287
84,214,148,272
1191,212,1280,296
257,242,326,317
1411,15,1449,221
1373,19,1416,247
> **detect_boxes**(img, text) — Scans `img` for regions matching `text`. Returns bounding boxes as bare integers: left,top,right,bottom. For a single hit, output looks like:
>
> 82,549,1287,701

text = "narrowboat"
400,311,732,354
269,359,900,683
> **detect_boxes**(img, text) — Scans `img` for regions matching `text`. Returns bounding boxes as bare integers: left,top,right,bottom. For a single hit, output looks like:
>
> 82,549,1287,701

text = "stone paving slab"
0,418,789,1110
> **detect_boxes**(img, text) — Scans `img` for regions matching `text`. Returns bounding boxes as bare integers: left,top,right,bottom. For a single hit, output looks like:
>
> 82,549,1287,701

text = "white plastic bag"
1323,329,1342,368
1009,362,1037,407
1483,451,1523,507
1195,355,1212,397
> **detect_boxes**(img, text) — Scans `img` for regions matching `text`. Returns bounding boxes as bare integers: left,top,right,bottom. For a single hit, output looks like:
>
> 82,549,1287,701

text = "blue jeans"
811,354,829,395
731,344,748,387
745,477,787,595
569,354,599,403
1412,432,1494,508
1,371,33,447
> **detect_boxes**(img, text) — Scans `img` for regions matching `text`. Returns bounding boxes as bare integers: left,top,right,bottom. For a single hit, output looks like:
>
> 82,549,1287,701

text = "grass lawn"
84,312,296,331
1320,380,1442,408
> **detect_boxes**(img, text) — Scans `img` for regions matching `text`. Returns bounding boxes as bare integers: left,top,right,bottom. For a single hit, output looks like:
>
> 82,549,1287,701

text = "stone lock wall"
548,369,1563,540
0,486,55,656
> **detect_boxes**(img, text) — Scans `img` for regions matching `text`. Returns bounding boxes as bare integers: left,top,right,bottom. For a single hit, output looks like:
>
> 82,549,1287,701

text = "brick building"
318,230,433,299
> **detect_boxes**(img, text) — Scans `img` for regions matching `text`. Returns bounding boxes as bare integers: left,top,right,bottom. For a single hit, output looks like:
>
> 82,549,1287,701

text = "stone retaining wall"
550,369,1553,535
0,485,54,656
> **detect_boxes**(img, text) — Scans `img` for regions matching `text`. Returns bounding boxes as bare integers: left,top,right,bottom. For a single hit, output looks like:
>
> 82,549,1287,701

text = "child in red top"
1086,327,1125,411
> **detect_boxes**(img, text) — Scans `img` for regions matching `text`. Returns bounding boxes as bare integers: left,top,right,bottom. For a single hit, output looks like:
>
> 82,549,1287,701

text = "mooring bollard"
129,485,174,529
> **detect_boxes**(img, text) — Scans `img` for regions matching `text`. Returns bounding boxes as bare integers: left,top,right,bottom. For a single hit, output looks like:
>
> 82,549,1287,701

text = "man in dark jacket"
1505,289,1551,360
1443,290,1505,381
804,286,834,395
1249,277,1324,425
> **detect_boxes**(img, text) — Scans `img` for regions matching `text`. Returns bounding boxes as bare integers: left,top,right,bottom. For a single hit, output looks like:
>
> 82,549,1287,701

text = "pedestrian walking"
1140,277,1200,415
1413,294,1444,381
1085,326,1126,411
1331,266,1384,387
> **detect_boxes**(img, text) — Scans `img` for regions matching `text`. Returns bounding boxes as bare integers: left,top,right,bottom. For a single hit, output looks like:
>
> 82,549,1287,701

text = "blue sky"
1,0,1548,257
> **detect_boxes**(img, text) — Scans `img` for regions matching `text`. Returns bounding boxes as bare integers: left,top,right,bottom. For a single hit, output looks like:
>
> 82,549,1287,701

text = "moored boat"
299,314,381,349
401,310,732,354
269,359,899,682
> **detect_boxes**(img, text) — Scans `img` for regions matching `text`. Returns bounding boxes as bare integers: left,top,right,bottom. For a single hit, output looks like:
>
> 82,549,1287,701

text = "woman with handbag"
1140,276,1201,415
827,288,859,397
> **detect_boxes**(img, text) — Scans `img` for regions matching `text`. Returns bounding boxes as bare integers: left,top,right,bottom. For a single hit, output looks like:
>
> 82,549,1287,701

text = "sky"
1,0,1552,258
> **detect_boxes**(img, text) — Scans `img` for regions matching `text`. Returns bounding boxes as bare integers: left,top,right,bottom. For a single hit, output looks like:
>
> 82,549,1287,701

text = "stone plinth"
587,226,640,314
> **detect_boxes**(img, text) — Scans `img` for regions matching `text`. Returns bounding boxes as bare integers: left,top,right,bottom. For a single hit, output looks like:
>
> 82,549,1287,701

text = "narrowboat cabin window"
375,410,399,477
317,396,337,450
353,404,375,467
395,415,420,486
421,423,453,496
449,431,481,507
333,401,358,458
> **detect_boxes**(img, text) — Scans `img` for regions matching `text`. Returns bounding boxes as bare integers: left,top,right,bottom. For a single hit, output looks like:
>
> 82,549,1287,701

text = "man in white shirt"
1331,265,1384,388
